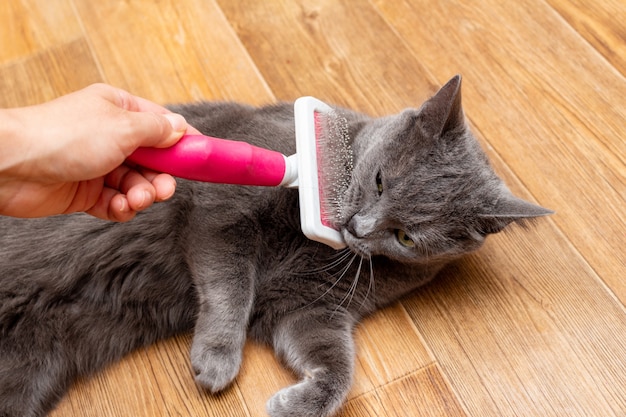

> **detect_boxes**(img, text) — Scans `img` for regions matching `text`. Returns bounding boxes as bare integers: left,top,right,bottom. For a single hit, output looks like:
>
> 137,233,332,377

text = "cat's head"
339,75,552,264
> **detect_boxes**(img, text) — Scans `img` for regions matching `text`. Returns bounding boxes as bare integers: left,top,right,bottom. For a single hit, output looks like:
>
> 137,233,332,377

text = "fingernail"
164,113,187,134
140,190,152,209
161,178,177,201
118,197,129,213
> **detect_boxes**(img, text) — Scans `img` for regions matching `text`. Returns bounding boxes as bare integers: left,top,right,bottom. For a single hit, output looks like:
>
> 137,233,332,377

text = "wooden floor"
2,0,625,416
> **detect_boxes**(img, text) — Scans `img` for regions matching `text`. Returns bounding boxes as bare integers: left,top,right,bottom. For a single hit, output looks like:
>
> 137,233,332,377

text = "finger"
121,92,202,136
125,174,178,208
85,188,137,222
62,179,105,215
92,84,189,150
105,166,156,212
142,171,176,202
115,89,201,142
152,174,177,202
136,171,177,202
121,111,188,151
109,194,138,222
104,165,135,190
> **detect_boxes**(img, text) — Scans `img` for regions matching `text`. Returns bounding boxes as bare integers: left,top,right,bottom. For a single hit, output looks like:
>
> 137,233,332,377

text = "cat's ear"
417,75,465,138
478,191,554,234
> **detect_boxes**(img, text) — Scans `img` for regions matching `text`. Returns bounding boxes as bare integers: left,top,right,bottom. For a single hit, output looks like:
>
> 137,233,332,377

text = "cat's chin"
341,231,373,258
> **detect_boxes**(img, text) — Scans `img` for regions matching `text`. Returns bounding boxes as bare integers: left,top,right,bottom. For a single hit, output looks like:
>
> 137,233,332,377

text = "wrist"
0,108,26,180
0,106,47,182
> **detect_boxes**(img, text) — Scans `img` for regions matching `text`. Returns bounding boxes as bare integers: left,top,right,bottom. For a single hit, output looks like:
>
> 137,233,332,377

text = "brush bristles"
314,110,353,229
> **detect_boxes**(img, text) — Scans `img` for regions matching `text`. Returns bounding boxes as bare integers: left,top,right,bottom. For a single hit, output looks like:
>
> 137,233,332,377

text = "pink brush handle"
128,135,287,186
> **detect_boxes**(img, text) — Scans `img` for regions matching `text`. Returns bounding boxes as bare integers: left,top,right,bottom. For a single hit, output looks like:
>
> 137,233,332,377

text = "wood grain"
0,38,102,107
0,0,82,64
2,0,626,416
546,0,626,76
340,364,468,417
72,0,273,104
217,0,437,114
350,303,433,398
52,334,251,417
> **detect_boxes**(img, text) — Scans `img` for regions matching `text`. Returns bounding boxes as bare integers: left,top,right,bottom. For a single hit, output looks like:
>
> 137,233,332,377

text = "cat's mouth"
341,229,373,257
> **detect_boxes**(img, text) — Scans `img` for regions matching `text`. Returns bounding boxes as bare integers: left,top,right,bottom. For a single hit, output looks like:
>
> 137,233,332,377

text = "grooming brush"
128,97,352,250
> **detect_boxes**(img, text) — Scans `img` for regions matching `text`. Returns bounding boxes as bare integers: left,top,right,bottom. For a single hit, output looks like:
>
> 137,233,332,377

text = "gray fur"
0,76,551,417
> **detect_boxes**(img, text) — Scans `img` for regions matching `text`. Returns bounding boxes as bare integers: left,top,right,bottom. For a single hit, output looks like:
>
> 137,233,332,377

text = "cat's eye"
375,171,383,196
395,229,415,248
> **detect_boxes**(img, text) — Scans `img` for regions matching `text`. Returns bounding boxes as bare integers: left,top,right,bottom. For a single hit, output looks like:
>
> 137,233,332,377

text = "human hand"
0,83,200,221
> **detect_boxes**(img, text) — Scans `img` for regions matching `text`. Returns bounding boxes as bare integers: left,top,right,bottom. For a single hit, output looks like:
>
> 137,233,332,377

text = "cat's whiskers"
319,249,355,273
295,251,359,312
335,256,363,314
357,255,375,313
294,249,376,316
322,252,359,296
291,248,353,276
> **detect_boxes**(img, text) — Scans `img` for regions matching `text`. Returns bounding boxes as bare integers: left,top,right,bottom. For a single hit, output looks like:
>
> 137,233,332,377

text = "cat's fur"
0,76,551,417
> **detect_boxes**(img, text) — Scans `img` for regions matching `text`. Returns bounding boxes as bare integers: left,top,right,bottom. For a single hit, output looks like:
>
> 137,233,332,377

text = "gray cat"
0,76,551,417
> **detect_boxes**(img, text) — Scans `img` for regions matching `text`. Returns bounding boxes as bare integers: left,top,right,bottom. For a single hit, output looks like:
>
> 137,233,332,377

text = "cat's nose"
346,217,358,237
346,214,376,238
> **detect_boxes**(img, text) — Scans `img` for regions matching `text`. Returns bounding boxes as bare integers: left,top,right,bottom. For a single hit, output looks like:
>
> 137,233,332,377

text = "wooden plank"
217,0,436,114
0,0,82,64
340,364,468,417
234,341,295,417
371,0,626,301
0,38,102,107
71,0,273,105
340,395,389,417
376,365,467,417
350,303,433,398
51,335,250,417
546,0,626,76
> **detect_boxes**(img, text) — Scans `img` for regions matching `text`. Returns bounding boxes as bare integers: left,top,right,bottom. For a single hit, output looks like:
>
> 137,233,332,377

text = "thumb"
124,111,188,151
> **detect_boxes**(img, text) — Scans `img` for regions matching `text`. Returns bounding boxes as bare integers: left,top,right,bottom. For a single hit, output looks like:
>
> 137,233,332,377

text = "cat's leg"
267,309,355,417
188,253,255,393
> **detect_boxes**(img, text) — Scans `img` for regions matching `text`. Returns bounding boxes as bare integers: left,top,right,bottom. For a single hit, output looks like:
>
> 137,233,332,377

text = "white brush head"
294,97,353,250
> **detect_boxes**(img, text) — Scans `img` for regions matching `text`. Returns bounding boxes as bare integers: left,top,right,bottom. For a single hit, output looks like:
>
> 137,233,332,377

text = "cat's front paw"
190,340,242,393
266,371,346,417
